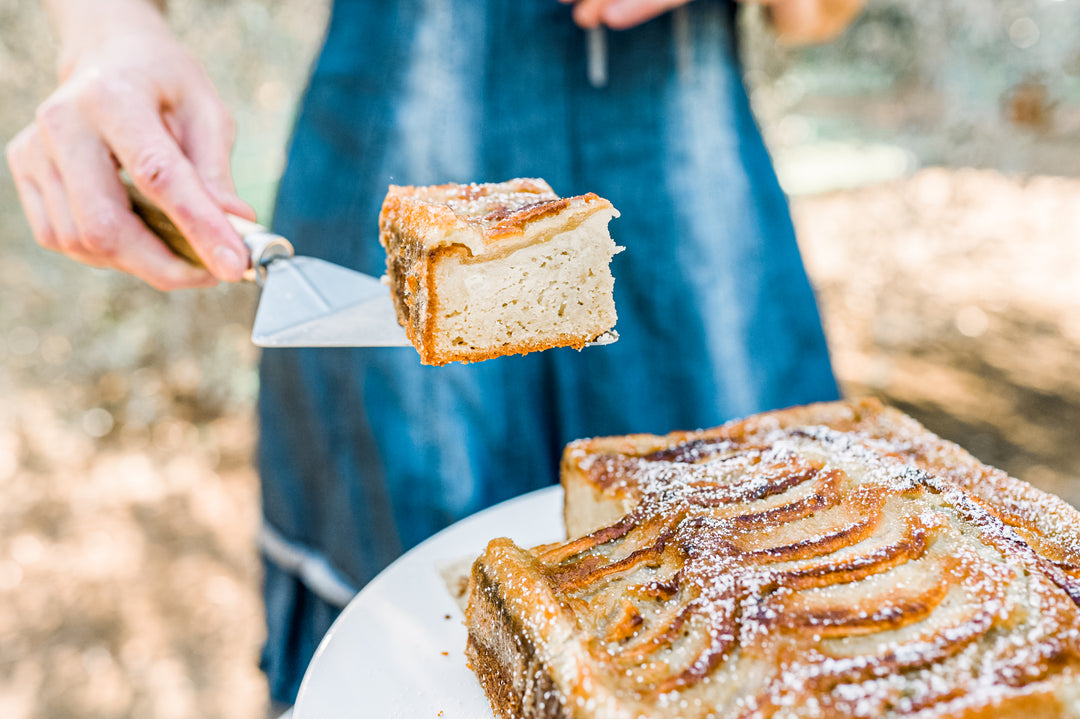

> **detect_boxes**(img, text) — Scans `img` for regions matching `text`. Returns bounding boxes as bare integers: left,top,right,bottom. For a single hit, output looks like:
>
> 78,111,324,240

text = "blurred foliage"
742,0,1080,182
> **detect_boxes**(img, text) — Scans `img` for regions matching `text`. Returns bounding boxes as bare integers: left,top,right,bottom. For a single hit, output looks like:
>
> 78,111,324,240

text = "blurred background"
0,0,1078,717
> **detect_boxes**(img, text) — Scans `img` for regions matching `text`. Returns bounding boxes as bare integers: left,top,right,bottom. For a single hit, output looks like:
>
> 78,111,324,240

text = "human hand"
562,0,694,30
751,0,866,46
5,0,254,290
561,0,863,43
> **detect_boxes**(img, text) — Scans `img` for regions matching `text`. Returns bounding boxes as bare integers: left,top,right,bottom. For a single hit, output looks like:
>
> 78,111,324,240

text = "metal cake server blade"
251,257,409,347
124,178,407,348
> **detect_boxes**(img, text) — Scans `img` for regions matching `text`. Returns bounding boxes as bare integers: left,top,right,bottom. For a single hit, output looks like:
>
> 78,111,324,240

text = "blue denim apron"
258,0,838,702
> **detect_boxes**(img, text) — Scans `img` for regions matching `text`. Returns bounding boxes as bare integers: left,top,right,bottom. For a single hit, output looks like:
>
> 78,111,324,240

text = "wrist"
46,0,173,80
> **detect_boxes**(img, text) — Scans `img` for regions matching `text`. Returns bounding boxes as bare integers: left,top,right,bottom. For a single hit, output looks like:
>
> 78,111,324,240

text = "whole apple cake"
466,399,1080,718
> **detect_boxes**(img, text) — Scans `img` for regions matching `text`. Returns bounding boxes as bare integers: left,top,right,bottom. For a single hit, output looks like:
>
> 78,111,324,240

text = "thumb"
173,99,257,222
601,0,690,29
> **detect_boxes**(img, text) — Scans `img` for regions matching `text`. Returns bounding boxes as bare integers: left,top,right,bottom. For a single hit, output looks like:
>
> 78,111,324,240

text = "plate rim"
293,485,564,717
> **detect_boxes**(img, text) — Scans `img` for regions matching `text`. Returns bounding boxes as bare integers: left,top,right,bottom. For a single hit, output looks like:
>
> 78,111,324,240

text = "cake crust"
379,179,621,365
466,399,1080,718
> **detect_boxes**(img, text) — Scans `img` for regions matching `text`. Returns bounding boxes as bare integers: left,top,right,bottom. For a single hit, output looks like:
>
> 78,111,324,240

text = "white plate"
293,486,564,719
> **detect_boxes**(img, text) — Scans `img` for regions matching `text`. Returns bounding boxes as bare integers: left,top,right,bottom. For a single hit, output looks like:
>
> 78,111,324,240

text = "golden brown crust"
563,398,1080,576
467,399,1080,718
484,197,573,239
381,179,609,250
378,178,619,366
466,554,570,719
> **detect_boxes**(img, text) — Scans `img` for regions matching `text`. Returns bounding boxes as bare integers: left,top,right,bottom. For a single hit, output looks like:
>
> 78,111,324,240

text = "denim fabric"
258,0,838,702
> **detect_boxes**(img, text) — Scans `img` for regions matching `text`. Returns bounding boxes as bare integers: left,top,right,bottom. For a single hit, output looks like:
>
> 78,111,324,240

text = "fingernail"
230,196,258,221
215,188,257,221
213,245,247,279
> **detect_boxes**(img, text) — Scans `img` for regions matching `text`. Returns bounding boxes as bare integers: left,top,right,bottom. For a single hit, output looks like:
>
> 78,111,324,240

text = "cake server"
586,27,608,88
125,181,410,348
126,182,619,350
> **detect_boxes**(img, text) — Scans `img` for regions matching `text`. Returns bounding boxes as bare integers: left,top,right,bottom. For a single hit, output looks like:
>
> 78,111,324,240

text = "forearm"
43,0,171,79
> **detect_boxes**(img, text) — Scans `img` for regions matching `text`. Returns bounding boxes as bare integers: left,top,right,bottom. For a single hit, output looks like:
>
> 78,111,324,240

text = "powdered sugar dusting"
439,179,559,222
479,400,1080,717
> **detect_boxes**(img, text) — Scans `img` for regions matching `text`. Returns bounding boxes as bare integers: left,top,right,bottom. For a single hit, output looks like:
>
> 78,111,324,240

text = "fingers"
174,94,256,221
112,227,221,291
569,0,610,28
39,98,220,289
7,120,218,291
766,0,865,46
567,0,691,29
6,128,54,252
79,75,249,281
8,125,102,267
35,154,105,268
35,95,133,265
602,0,691,29
9,176,52,252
